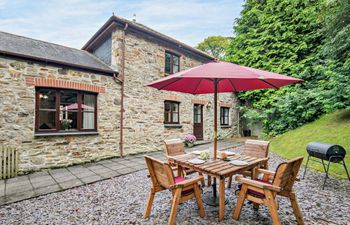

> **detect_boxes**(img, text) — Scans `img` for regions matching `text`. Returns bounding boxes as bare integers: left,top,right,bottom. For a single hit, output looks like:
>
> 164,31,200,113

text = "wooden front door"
193,104,203,140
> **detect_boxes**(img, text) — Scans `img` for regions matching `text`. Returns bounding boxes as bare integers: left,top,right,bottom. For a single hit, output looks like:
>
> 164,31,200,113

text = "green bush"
227,0,350,135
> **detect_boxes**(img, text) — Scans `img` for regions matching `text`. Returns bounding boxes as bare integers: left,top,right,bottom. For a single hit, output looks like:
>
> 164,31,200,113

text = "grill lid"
306,142,346,162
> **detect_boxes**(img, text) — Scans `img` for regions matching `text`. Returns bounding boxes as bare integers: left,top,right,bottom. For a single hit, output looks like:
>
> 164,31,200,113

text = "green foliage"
228,0,323,73
270,109,350,179
227,0,350,135
196,36,231,60
322,0,350,62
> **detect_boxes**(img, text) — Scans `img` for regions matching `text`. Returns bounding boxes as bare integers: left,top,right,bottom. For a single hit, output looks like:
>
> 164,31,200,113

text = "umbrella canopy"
147,61,302,94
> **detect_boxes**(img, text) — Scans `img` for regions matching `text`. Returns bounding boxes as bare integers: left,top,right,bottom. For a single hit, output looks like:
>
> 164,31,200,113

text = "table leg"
213,177,217,198
177,165,184,177
219,177,225,221
251,166,258,180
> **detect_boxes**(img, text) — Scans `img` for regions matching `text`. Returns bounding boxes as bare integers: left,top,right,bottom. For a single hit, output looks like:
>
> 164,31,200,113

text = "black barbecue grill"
303,142,350,189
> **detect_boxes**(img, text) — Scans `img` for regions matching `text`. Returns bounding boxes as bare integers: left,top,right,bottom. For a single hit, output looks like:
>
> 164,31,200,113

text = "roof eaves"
0,49,117,76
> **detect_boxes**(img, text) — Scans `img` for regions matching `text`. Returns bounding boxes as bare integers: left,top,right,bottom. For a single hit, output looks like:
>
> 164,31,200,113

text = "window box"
220,125,232,129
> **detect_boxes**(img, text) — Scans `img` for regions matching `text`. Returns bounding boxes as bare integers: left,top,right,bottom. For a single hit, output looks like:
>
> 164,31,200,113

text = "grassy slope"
270,110,350,179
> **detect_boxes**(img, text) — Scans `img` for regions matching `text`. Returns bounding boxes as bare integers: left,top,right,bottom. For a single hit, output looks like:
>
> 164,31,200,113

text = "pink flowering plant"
184,134,196,144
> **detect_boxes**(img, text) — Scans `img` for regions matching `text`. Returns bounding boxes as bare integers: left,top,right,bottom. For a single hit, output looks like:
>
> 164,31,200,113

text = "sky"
0,0,244,49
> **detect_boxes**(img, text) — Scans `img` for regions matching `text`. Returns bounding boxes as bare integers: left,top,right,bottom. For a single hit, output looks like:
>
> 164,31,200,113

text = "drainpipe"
118,23,128,158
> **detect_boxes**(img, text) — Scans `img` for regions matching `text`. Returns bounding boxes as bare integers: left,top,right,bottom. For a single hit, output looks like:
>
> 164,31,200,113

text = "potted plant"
184,134,196,147
61,119,72,131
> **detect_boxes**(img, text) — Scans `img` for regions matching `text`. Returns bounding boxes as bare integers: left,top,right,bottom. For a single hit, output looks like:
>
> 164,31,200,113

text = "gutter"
0,50,116,76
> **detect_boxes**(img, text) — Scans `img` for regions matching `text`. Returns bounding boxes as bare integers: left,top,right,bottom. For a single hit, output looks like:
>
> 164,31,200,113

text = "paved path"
0,140,238,205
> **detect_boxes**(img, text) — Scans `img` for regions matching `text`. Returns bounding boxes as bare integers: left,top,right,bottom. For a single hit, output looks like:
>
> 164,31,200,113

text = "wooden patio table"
168,153,268,222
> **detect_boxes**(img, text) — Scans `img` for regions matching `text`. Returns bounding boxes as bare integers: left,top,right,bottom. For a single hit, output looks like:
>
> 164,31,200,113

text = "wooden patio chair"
233,156,305,225
228,139,270,188
144,156,205,225
164,139,206,186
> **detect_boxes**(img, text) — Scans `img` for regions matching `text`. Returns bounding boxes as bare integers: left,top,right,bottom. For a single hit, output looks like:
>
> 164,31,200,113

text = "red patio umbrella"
146,60,302,205
147,61,302,156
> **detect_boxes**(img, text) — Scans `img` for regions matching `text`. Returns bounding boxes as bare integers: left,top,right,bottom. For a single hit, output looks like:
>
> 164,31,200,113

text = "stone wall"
0,57,121,173
0,26,239,173
111,28,239,155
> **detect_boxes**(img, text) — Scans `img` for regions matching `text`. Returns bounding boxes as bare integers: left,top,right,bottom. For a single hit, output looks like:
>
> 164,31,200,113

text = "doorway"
193,104,203,140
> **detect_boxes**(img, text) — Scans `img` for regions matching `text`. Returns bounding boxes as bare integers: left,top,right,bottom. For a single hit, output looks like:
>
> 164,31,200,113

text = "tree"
196,36,231,60
227,0,326,135
322,0,350,62
321,0,350,110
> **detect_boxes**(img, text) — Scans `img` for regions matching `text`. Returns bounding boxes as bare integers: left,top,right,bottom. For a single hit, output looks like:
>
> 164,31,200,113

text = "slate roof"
0,31,116,75
82,16,215,62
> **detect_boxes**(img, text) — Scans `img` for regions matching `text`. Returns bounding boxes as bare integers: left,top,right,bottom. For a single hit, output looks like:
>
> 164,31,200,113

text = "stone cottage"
0,16,238,173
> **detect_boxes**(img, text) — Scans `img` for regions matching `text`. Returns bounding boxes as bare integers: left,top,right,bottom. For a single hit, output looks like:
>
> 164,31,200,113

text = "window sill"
164,124,183,128
220,125,231,129
34,131,99,137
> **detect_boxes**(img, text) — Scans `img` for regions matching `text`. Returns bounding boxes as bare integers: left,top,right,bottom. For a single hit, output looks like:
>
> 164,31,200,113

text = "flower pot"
186,143,194,148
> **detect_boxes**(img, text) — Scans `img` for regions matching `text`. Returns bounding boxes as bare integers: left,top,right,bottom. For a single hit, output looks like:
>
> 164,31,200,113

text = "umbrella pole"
213,79,218,198
203,79,226,207
214,79,218,160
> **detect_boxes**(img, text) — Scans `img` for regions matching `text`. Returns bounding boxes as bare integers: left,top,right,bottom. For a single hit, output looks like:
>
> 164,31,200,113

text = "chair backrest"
164,139,185,157
272,156,304,192
242,139,270,158
144,155,175,189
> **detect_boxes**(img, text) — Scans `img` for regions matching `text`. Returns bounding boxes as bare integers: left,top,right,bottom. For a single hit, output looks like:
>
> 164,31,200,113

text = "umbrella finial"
213,58,220,62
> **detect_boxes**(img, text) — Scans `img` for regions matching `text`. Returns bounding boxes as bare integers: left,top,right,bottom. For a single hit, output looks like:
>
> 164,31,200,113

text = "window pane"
83,94,95,112
194,114,201,123
165,102,171,112
173,55,179,66
165,52,171,73
164,112,171,123
224,116,228,125
60,90,78,130
60,90,78,108
38,90,56,109
39,111,56,129
82,94,95,129
173,56,179,73
172,112,179,123
194,105,201,123
66,111,78,129
173,103,179,112
83,112,94,129
220,108,223,124
220,107,230,125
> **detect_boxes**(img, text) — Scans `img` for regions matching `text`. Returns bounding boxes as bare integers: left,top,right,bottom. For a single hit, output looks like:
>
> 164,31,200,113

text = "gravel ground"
0,147,349,225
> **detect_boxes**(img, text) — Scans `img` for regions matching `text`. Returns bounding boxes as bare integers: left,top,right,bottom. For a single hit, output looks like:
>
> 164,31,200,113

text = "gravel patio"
0,146,349,225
